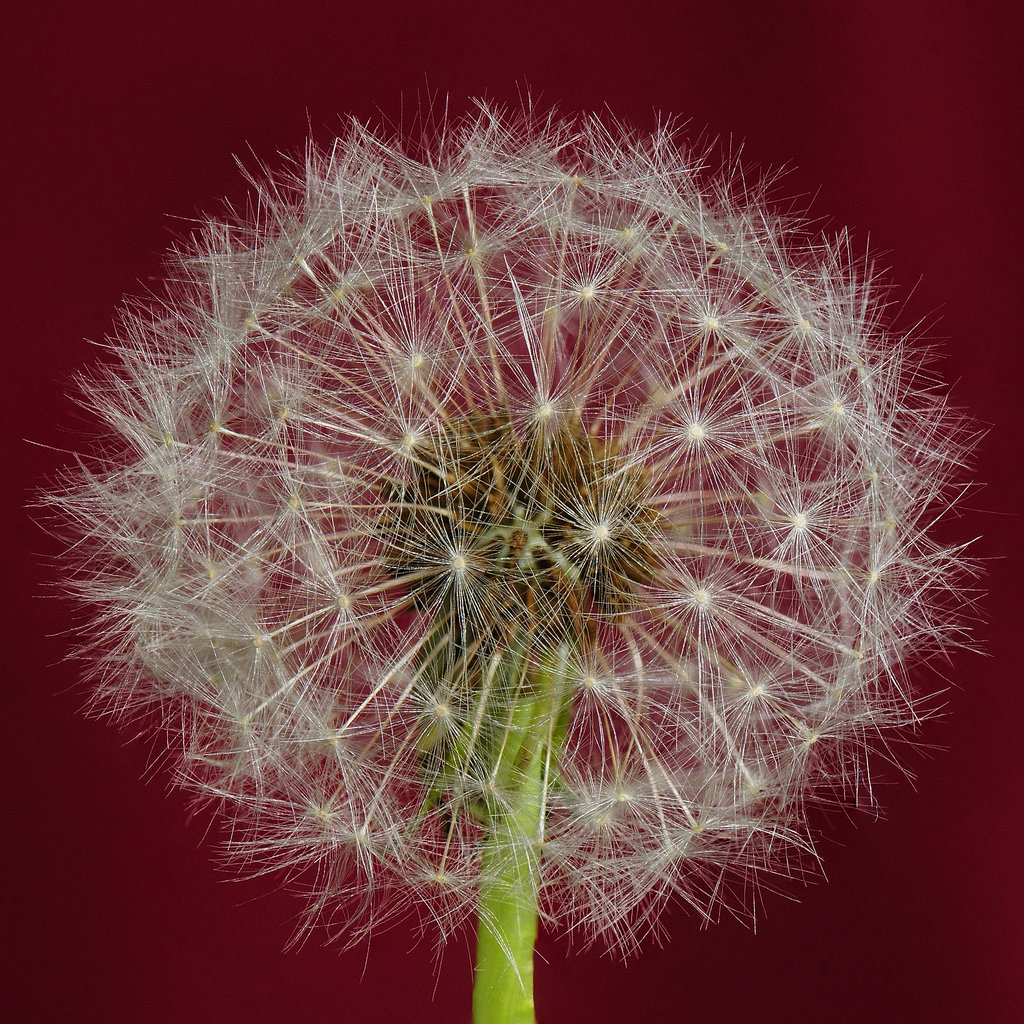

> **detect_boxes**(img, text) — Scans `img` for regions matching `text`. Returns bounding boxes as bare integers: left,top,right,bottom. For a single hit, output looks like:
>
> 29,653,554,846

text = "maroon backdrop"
6,2,1022,1022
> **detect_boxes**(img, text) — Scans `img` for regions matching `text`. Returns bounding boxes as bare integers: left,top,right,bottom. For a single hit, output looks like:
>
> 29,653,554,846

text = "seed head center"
382,411,663,637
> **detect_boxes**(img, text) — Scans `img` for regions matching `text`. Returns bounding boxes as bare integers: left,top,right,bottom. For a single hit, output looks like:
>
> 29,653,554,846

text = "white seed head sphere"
51,104,972,952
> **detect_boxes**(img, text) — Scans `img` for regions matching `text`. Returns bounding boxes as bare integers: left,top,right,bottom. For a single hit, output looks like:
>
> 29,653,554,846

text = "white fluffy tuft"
44,102,976,952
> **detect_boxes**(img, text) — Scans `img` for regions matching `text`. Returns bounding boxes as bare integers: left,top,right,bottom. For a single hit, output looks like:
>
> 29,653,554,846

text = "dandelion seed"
43,102,976,1024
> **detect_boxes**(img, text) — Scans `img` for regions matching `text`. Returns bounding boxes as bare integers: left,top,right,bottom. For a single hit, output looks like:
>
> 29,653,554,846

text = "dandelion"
46,103,973,1023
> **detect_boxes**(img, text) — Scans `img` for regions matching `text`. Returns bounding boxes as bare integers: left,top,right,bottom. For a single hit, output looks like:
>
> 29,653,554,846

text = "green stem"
471,651,571,1024
472,771,541,1024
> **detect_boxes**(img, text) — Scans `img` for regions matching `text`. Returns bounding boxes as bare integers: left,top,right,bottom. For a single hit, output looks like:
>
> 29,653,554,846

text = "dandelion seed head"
44,101,976,954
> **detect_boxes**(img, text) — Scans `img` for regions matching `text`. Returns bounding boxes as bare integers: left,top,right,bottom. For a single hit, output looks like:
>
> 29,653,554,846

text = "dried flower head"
49,103,972,971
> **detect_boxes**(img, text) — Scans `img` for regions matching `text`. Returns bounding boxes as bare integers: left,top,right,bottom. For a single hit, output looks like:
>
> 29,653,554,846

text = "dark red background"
6,2,1022,1021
